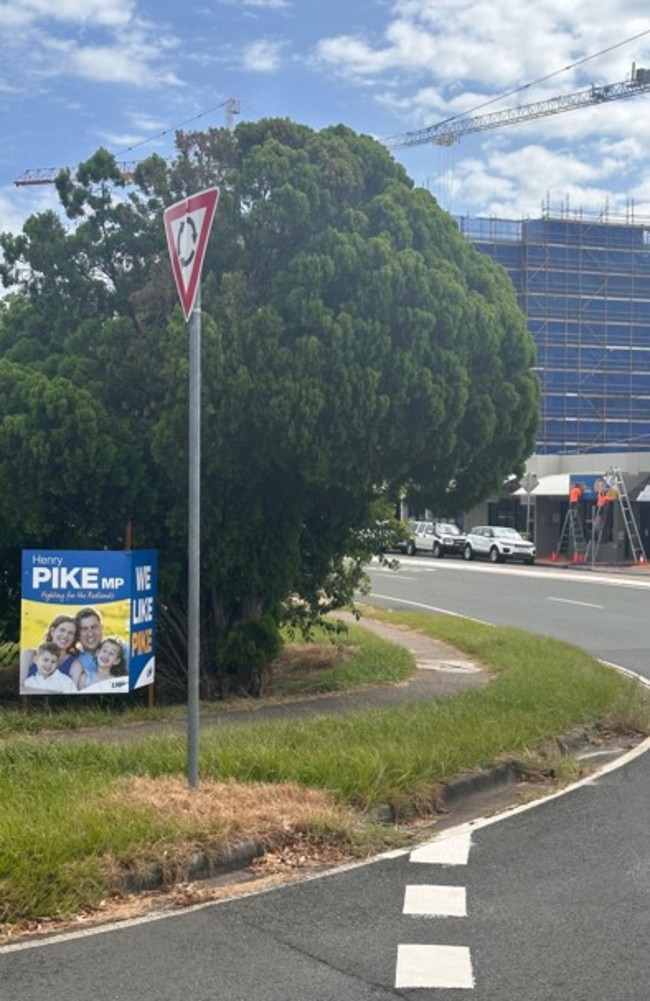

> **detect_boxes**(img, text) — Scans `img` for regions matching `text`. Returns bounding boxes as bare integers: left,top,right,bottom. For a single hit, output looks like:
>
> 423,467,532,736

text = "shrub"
216,614,283,697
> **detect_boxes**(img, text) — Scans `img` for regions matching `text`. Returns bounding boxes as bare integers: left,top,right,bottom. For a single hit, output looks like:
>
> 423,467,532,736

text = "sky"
2,1,650,238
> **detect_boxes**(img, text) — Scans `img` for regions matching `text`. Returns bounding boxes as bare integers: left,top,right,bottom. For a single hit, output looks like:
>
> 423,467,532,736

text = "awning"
515,473,570,498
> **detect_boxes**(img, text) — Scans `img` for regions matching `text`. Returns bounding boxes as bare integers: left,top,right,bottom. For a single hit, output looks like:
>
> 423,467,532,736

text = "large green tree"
0,119,538,691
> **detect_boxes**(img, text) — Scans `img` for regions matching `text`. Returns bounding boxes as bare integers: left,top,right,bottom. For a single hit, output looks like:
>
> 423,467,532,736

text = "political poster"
20,550,158,696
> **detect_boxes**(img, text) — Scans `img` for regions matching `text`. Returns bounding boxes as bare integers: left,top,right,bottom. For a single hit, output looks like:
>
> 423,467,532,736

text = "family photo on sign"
20,607,128,694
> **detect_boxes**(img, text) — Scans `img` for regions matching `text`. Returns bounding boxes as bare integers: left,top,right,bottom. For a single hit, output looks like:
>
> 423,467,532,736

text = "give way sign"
164,187,220,320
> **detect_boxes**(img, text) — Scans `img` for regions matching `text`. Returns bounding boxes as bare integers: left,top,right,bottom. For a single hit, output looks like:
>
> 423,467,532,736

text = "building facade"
457,211,650,561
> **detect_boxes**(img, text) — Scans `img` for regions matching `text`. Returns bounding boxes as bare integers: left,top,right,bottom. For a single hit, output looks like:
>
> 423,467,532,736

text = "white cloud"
0,183,59,237
218,0,289,7
125,111,170,134
63,41,182,87
97,130,149,148
314,1,650,126
0,10,182,90
242,39,286,72
434,139,641,218
0,0,134,29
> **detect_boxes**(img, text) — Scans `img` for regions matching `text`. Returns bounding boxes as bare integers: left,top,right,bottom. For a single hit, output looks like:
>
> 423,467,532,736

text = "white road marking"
410,830,473,865
369,557,650,589
547,596,603,609
368,592,491,624
413,736,650,844
403,884,467,916
396,944,474,989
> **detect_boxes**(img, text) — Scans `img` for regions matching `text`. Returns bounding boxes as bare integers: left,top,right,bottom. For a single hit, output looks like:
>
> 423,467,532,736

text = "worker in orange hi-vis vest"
592,478,612,533
594,477,613,509
569,483,583,505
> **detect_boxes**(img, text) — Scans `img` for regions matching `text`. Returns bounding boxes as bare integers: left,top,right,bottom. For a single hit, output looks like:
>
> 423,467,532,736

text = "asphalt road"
2,559,649,999
3,743,649,1000
365,556,650,678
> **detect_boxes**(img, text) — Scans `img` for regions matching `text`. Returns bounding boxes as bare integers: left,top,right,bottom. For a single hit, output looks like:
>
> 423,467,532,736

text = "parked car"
403,520,466,557
463,525,536,565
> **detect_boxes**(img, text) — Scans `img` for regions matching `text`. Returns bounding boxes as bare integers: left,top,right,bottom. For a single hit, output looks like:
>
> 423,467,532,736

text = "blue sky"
2,1,650,237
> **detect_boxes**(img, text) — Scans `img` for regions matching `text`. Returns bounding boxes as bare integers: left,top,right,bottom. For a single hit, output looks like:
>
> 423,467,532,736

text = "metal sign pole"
163,187,219,790
187,285,201,788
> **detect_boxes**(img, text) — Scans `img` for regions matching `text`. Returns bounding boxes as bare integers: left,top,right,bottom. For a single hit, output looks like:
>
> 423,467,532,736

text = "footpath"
43,613,490,745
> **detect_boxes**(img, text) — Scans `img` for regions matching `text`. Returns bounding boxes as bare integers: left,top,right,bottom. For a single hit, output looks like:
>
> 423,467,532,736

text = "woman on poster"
20,614,84,690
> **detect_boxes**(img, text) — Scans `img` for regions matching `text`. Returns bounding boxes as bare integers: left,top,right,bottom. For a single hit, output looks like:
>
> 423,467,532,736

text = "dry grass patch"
266,642,358,692
270,644,356,684
110,774,349,841
102,774,379,895
0,776,380,943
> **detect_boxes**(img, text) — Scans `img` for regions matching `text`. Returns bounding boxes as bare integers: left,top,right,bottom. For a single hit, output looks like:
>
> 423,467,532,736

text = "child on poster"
81,636,129,692
23,642,78,694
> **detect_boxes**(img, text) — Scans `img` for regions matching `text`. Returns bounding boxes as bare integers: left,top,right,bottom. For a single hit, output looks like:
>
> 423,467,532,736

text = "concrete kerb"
61,612,649,899
120,839,267,893
114,614,499,896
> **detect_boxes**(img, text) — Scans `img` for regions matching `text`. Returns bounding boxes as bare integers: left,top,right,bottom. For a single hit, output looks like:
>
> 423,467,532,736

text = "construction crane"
383,64,650,149
14,97,241,187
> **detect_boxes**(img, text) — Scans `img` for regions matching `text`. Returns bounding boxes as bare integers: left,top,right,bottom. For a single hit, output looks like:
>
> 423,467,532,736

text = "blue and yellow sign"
20,550,158,696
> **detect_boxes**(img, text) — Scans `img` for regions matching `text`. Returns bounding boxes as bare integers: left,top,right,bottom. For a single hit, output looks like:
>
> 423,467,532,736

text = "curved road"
365,556,650,677
2,559,649,999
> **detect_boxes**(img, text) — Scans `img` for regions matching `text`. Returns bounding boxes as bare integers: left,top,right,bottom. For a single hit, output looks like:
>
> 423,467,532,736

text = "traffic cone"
551,550,557,563
572,550,582,564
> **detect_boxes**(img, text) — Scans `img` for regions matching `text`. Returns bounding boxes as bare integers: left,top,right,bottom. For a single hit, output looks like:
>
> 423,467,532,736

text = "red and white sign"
164,187,220,320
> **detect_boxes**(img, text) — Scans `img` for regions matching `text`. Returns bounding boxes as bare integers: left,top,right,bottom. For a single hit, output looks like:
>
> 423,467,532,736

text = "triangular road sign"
164,187,220,320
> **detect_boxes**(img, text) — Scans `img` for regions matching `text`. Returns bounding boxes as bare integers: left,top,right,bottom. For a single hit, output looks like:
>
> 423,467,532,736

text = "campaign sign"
20,550,158,696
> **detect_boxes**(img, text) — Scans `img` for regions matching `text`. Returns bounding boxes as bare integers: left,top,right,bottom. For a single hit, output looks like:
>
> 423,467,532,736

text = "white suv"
463,526,536,565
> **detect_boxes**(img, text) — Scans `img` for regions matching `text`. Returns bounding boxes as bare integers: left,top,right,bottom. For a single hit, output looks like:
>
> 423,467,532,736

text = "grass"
1,608,649,934
0,620,414,736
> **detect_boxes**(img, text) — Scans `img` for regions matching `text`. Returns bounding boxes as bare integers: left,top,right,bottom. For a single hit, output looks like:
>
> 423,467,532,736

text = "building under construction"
458,209,650,562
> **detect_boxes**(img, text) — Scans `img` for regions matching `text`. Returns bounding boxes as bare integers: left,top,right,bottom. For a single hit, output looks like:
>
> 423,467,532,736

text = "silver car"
403,520,466,557
463,526,536,565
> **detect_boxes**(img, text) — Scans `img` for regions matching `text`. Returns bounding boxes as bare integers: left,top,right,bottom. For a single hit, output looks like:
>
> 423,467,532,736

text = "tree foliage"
0,121,538,691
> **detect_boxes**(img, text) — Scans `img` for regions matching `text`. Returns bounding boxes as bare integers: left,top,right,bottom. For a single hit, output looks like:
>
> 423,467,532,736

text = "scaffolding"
457,211,650,457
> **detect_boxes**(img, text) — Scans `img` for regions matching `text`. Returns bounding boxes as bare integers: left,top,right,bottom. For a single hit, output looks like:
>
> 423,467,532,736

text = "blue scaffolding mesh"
457,213,650,454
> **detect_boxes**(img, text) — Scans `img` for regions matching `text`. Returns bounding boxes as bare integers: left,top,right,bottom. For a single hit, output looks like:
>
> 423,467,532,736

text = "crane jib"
382,67,650,150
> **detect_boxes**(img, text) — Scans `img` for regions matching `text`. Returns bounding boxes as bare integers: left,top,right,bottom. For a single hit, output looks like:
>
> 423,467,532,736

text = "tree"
0,120,538,691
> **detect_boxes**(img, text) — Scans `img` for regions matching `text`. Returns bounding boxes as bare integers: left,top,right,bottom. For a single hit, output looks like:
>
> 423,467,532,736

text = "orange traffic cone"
551,550,558,563
572,550,582,564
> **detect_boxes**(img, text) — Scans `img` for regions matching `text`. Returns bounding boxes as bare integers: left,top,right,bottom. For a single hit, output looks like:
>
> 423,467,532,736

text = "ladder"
606,467,646,564
555,506,587,562
584,500,609,564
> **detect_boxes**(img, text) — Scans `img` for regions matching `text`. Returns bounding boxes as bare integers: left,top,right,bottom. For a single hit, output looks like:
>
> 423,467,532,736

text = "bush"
216,614,283,697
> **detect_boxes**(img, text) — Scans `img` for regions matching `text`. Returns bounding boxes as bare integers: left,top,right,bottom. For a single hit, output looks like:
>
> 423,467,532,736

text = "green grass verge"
1,610,649,929
0,621,414,736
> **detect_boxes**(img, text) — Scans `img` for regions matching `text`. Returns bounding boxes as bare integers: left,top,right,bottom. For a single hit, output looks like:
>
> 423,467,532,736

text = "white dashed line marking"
403,884,467,916
396,944,474,989
396,831,474,989
547,596,602,608
409,831,473,866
